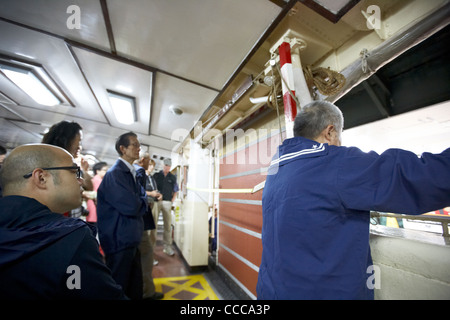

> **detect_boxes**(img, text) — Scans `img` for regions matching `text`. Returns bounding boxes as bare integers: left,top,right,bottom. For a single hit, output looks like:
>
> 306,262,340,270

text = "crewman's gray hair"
293,101,344,139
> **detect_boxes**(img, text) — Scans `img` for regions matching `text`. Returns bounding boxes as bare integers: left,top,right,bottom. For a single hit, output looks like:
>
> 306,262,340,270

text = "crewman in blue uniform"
257,101,450,300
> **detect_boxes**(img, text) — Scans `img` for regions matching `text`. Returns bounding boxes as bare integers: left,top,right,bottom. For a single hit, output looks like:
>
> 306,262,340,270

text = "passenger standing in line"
0,144,126,299
0,145,7,198
147,159,162,263
153,158,178,256
257,101,450,300
134,152,163,300
97,132,147,300
42,120,93,192
85,161,108,228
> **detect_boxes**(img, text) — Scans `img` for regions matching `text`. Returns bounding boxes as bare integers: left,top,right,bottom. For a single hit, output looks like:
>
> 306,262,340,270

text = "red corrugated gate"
218,132,281,298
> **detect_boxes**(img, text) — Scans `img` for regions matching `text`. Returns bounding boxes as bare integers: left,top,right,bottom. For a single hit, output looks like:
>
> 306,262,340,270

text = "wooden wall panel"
219,174,265,201
218,131,279,296
217,132,280,299
220,132,281,177
218,245,259,297
219,201,262,233
219,222,262,267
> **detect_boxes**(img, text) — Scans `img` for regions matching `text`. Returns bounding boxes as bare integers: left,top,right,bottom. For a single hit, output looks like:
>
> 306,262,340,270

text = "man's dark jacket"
97,159,147,255
134,164,156,231
0,196,125,299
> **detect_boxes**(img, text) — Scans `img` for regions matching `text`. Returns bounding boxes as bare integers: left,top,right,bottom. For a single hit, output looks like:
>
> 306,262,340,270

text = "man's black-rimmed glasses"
23,166,82,179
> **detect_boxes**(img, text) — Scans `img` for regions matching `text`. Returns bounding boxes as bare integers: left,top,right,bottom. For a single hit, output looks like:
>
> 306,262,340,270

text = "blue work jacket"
97,159,147,255
257,137,450,300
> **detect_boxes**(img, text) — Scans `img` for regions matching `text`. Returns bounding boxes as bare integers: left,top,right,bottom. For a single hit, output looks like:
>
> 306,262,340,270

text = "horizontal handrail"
370,211,450,239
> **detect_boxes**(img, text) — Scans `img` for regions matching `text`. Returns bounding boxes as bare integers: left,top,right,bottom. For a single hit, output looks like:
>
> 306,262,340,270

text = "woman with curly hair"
42,120,93,191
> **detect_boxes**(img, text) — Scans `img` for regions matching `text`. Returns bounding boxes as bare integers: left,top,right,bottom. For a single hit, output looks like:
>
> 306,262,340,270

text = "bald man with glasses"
0,144,126,299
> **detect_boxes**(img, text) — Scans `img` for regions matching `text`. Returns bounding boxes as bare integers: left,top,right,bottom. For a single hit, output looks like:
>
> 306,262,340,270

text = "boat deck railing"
371,211,450,241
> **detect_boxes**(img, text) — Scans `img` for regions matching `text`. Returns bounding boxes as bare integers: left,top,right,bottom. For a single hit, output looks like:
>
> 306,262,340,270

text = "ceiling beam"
99,0,117,55
269,0,292,8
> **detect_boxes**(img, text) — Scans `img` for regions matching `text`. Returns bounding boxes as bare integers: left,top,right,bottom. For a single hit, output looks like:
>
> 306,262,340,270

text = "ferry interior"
0,0,449,300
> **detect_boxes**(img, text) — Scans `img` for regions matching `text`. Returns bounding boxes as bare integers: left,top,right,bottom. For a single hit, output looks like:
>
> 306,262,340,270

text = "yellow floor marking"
154,274,219,300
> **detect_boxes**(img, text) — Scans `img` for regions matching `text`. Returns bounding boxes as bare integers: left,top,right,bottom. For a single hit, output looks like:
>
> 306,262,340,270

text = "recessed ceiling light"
107,90,137,125
0,64,60,106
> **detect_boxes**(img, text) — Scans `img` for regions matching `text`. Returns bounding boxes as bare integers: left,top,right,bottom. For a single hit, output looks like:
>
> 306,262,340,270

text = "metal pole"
279,41,297,138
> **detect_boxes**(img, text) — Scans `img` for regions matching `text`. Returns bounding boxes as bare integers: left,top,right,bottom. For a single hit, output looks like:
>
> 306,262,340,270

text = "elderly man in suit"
97,132,147,300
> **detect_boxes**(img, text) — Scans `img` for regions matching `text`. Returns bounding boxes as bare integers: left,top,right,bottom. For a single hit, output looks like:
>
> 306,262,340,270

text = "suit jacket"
97,159,146,255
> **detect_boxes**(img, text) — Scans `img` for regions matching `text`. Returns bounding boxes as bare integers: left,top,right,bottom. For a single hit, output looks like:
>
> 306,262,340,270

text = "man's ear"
29,169,49,190
318,124,335,143
326,125,336,140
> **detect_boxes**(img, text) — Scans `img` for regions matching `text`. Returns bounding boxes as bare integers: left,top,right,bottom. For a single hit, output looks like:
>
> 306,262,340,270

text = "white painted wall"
174,140,210,267
370,225,450,299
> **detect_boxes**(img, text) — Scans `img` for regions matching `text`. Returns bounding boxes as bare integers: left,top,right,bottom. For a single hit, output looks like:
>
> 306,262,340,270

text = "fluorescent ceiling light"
0,64,60,106
107,90,137,125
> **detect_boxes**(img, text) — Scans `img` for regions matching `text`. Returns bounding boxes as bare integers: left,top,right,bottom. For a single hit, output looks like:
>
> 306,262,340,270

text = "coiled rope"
303,65,346,97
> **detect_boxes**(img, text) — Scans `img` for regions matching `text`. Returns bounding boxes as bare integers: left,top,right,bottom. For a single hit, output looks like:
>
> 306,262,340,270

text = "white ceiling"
0,0,282,164
0,0,448,167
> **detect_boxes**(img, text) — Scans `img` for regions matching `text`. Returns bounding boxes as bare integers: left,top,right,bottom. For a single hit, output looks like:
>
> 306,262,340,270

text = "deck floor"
151,226,239,300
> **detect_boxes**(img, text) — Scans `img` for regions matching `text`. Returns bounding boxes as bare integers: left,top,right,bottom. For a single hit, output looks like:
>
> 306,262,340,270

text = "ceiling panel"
0,21,108,123
151,72,218,140
108,0,282,89
0,118,41,148
0,0,110,51
72,46,153,134
0,102,25,122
